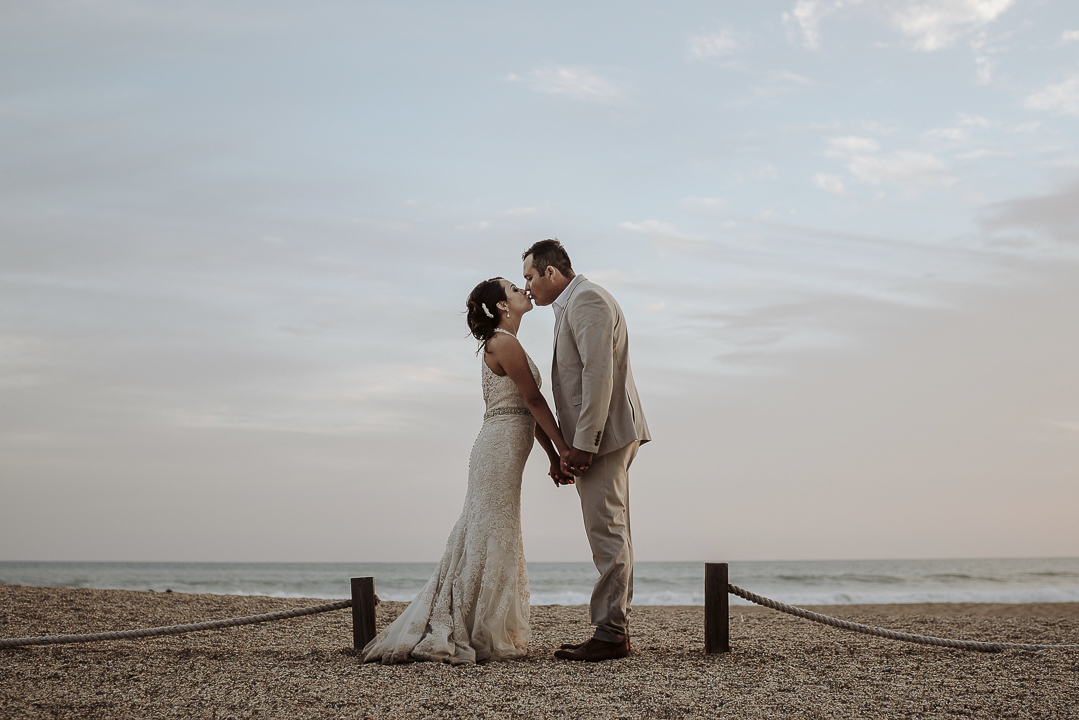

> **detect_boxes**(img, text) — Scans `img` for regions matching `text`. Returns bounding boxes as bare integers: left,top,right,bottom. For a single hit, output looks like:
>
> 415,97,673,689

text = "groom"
522,239,650,662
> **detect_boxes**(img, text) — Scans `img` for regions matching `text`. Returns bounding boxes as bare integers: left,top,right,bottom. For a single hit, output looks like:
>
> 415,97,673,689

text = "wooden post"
705,563,730,654
351,577,377,652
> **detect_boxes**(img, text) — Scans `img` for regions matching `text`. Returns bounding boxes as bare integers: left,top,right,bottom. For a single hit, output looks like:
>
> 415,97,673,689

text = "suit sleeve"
569,289,615,452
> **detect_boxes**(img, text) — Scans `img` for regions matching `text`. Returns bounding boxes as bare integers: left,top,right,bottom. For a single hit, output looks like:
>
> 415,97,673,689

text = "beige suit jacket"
551,276,650,456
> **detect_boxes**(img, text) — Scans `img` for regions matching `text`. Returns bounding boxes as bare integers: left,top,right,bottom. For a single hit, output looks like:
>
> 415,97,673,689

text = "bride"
362,277,572,665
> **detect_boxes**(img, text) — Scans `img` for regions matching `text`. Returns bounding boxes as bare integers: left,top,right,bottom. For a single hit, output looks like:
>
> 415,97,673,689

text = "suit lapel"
552,275,586,352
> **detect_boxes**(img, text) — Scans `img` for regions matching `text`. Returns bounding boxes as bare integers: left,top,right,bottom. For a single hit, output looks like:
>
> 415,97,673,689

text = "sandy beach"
2,585,1077,719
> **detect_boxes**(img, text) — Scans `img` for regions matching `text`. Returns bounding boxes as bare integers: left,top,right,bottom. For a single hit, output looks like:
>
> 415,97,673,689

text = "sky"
2,0,1078,563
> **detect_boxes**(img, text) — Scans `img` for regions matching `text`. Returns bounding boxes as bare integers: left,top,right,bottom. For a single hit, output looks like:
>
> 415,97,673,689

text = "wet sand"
2,584,1077,719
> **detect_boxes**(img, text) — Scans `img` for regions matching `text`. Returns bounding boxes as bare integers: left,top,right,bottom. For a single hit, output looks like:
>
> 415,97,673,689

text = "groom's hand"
562,448,594,477
549,462,575,487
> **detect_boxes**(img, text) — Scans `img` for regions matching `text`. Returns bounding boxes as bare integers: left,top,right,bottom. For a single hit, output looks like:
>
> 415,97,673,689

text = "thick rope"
0,599,352,649
6,585,1077,653
728,583,1079,652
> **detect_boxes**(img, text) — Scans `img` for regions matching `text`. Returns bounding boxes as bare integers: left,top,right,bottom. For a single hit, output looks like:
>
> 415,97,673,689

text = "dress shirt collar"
551,274,582,334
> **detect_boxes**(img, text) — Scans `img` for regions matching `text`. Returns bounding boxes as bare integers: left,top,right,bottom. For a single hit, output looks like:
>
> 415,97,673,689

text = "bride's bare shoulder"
485,331,520,353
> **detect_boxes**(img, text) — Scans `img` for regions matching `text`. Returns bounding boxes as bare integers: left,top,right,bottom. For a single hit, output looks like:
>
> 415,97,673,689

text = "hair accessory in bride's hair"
481,303,495,319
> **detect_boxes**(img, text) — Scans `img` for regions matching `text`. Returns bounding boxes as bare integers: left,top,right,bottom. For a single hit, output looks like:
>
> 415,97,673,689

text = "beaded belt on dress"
483,407,532,420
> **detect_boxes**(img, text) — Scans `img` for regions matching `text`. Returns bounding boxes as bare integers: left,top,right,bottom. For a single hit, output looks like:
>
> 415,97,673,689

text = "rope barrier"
4,583,1076,653
728,583,1079,653
0,599,353,649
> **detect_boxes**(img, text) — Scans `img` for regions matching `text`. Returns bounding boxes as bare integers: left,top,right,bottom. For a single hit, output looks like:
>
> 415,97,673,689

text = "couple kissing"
362,239,650,665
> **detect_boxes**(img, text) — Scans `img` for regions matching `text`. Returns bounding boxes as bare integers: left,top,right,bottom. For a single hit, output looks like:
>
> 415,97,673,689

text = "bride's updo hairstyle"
466,277,508,350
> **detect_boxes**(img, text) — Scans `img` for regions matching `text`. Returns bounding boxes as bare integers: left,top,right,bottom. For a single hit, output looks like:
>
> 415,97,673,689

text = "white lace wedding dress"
362,331,537,665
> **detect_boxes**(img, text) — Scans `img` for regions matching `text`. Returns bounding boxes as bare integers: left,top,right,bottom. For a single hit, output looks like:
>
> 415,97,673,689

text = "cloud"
967,22,1009,85
983,181,1079,239
922,117,1003,157
733,70,816,104
1059,30,1079,45
783,0,1014,52
506,66,622,103
453,207,538,232
1025,74,1079,118
773,70,814,86
826,136,880,156
619,220,707,256
619,220,703,240
921,126,970,146
959,114,994,127
783,0,861,50
825,135,954,188
813,173,846,195
889,0,1016,51
861,120,899,134
683,196,727,212
848,151,953,186
955,148,1004,160
688,29,740,58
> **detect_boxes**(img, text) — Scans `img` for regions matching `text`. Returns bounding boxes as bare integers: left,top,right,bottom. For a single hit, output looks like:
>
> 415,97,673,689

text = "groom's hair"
522,239,573,278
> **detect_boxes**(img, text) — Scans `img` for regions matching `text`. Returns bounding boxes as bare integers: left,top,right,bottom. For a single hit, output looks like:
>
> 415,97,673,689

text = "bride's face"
500,279,533,318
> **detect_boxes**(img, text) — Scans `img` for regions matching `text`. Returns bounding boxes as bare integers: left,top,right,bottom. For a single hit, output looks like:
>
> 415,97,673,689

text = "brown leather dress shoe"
554,637,630,662
559,637,632,651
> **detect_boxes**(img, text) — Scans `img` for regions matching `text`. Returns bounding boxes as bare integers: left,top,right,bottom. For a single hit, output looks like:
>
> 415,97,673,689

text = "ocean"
3,558,1078,606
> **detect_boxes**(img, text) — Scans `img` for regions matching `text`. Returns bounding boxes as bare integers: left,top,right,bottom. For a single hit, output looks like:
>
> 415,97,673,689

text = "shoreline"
5,581,1079,618
5,558,1077,609
3,585,1077,718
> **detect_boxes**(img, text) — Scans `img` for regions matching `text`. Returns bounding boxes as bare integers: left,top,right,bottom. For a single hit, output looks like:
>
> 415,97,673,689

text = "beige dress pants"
575,440,639,643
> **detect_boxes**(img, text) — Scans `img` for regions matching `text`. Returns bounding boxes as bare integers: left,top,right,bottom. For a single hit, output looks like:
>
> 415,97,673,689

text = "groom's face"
523,255,557,306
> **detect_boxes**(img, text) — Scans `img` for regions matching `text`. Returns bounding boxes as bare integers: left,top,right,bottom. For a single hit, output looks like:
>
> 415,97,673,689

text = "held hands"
561,448,594,478
549,457,575,487
547,447,594,487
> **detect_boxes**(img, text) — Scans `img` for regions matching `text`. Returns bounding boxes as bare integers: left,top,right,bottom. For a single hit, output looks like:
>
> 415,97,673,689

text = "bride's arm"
534,424,575,485
534,424,559,463
486,335,570,460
